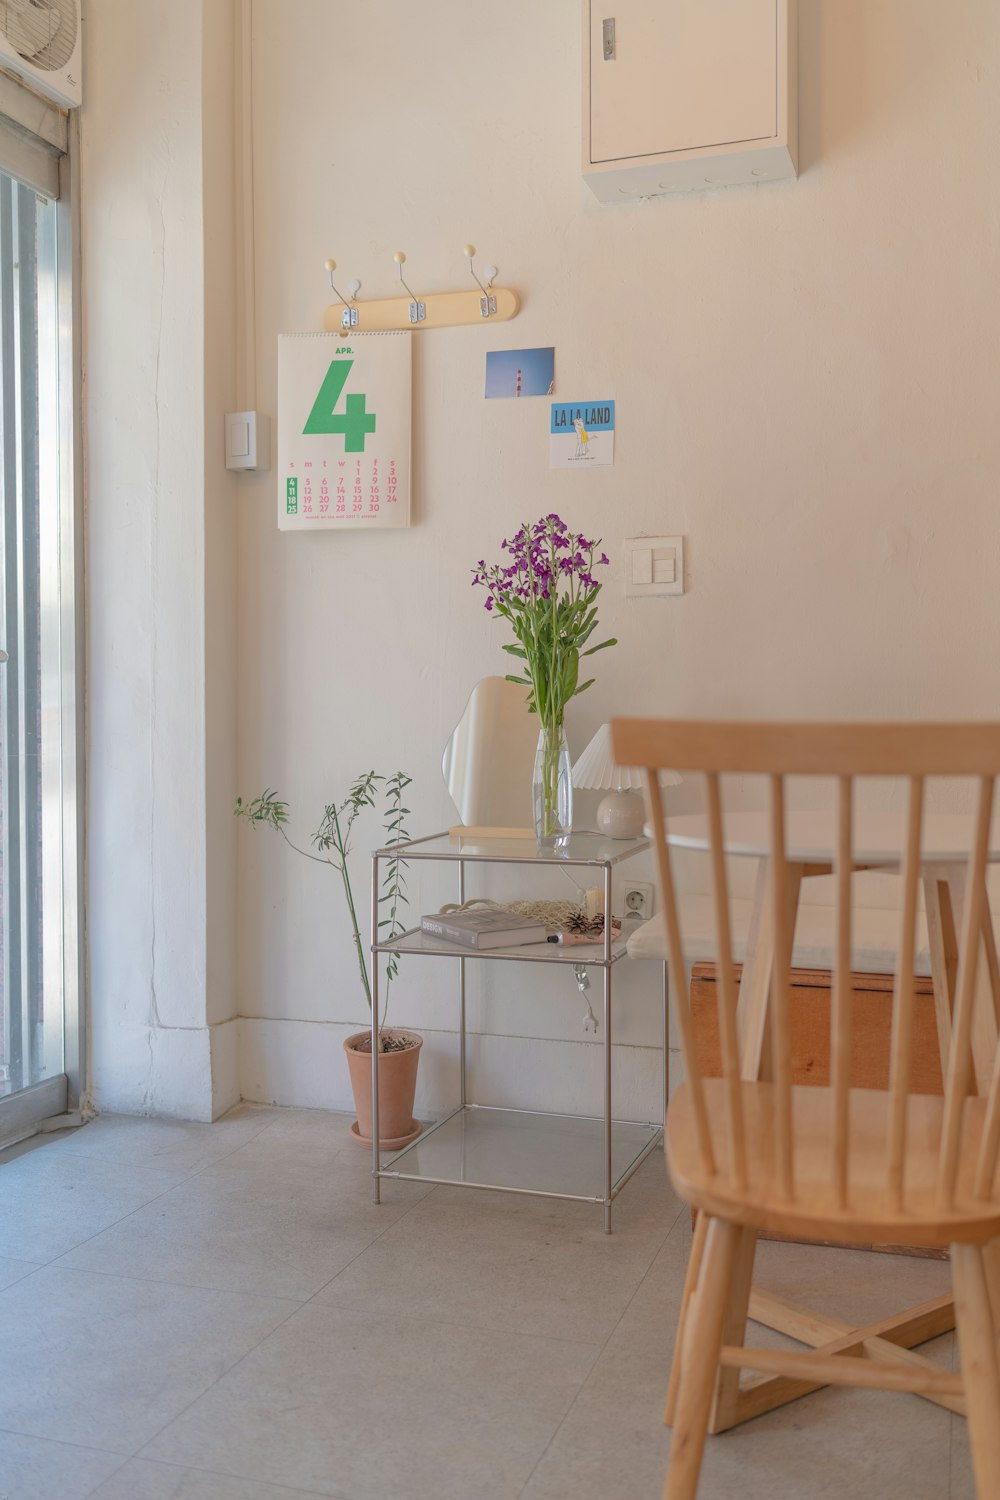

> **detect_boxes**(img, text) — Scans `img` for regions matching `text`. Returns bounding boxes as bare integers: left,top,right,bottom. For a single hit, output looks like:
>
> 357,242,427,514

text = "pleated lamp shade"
572,723,682,839
571,722,682,792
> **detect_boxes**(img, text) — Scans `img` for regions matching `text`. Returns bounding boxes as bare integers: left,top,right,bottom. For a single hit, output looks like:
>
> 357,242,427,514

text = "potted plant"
472,514,616,847
235,771,422,1148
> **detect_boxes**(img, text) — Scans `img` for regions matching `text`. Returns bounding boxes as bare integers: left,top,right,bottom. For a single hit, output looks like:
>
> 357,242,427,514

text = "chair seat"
667,1080,1000,1248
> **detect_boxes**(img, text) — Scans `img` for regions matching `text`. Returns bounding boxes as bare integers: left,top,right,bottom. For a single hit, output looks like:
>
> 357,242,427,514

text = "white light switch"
229,417,250,458
624,535,685,598
225,410,271,472
632,547,653,585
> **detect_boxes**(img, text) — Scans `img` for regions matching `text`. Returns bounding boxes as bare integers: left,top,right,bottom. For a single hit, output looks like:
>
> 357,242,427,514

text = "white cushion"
626,896,933,977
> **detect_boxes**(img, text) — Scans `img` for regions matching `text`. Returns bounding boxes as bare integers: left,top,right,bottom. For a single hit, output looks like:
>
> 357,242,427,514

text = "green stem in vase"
472,514,618,842
538,718,564,840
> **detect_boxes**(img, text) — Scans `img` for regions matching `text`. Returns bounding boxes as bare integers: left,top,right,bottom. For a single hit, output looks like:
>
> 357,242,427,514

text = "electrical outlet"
623,881,653,921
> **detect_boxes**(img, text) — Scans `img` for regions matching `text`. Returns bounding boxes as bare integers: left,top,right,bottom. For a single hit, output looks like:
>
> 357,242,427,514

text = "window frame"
0,113,83,1145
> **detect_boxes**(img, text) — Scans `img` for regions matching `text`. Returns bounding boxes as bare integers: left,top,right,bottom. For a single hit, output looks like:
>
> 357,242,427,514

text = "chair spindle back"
611,720,1000,1219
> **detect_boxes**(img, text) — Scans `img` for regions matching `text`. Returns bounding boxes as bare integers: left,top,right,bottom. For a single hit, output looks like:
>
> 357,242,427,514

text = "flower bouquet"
472,514,616,846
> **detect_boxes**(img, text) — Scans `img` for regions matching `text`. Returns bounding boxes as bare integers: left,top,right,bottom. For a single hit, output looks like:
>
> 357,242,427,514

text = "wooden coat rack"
322,247,520,334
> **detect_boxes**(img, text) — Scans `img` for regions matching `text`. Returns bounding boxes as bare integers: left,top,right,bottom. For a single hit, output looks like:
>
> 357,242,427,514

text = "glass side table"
369,831,667,1233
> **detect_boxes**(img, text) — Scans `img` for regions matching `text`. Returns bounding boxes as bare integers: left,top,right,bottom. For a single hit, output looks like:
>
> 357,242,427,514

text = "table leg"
709,1225,759,1433
941,870,1000,1092
735,859,804,1081
923,870,959,1073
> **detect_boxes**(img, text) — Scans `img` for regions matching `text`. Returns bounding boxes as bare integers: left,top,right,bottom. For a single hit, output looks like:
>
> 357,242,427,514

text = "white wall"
81,0,1000,1124
234,0,1000,1120
83,0,239,1120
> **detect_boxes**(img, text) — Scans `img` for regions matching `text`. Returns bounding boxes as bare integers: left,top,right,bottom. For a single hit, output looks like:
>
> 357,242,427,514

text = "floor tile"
0,1134,57,1163
0,1111,966,1500
58,1152,432,1301
523,1223,957,1500
694,1386,952,1499
204,1134,346,1177
90,1458,334,1499
0,1431,125,1500
520,1219,688,1500
317,1152,682,1343
249,1106,357,1149
44,1107,274,1175
0,1265,295,1455
950,1413,975,1500
751,1234,952,1330
519,1340,671,1500
142,1302,599,1500
0,1151,188,1262
0,1254,41,1291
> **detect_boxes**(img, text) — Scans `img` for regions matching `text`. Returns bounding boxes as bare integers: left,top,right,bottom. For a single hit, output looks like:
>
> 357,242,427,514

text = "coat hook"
325,259,359,330
393,251,425,324
464,244,497,317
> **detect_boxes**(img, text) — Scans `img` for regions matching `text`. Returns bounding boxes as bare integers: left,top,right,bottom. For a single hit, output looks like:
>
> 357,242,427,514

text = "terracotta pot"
344,1029,423,1149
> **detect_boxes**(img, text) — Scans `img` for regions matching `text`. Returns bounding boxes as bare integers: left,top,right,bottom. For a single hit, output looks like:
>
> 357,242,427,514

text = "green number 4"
303,359,377,452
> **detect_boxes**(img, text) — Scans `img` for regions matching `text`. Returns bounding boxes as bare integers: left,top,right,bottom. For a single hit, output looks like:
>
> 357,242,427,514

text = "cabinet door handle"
0,649,7,663
602,17,616,60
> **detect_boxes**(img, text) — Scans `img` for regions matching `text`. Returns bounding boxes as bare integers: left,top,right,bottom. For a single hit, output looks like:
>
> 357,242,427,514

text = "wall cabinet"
583,1,797,202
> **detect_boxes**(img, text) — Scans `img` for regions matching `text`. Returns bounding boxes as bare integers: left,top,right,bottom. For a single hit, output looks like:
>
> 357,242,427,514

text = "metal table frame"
369,830,667,1232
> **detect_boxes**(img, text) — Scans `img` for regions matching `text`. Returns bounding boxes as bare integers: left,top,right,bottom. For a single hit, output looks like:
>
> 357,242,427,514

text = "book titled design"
420,910,547,950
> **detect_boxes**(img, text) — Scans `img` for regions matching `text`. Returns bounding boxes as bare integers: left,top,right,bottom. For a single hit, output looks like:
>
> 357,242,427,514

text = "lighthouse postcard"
484,346,555,398
549,400,615,468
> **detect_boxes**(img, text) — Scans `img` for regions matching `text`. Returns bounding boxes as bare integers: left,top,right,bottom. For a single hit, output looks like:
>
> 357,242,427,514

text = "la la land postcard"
549,400,615,468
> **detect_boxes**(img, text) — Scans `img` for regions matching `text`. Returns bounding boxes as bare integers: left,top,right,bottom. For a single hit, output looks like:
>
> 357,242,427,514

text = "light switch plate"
624,535,684,597
225,410,271,472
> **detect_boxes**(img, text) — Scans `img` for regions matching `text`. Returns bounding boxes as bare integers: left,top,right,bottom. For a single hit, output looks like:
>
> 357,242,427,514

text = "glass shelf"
367,825,665,1231
372,830,650,867
382,1105,662,1202
373,926,631,965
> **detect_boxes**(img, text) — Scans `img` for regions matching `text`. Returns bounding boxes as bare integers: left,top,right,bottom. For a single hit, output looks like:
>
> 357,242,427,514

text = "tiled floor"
0,1105,975,1499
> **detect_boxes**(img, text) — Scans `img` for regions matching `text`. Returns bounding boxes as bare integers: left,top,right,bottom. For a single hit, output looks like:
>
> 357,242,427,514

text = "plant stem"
328,803,372,1010
537,717,565,841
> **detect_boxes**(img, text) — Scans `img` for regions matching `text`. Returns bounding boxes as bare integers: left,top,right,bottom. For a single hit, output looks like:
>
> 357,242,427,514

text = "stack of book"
419,909,547,950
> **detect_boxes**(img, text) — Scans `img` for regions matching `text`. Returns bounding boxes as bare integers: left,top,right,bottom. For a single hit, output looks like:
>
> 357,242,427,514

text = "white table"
666,809,1000,1094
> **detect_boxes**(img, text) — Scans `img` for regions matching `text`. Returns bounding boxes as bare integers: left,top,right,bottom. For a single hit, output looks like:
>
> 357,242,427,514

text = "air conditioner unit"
0,0,81,109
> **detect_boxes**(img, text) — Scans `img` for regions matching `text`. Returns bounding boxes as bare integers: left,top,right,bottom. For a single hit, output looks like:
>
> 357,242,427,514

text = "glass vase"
533,722,573,849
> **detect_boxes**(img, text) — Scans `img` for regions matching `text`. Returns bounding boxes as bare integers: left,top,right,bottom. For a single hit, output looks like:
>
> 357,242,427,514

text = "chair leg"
665,1211,708,1426
952,1242,1000,1498
663,1216,742,1500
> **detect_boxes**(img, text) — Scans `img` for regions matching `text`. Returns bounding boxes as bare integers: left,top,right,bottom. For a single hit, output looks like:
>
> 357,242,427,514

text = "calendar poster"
277,332,411,530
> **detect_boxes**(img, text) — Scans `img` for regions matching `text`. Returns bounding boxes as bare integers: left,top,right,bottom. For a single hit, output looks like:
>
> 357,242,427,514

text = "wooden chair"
610,719,1000,1500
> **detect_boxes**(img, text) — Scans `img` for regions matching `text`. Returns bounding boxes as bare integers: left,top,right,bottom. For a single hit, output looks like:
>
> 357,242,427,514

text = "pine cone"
567,910,606,935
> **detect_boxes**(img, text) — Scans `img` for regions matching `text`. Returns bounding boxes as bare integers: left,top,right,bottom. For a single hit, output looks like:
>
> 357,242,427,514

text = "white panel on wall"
589,0,777,164
584,0,797,199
